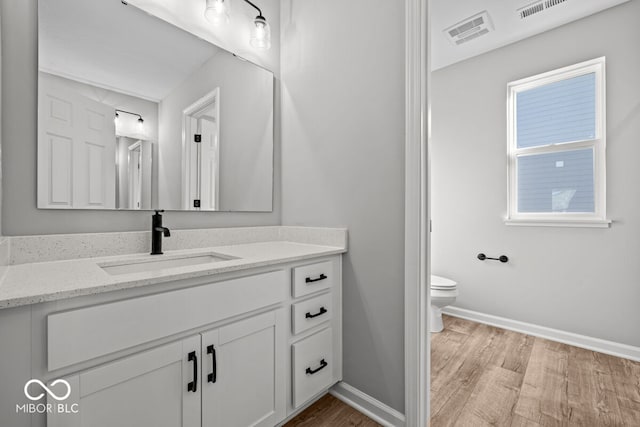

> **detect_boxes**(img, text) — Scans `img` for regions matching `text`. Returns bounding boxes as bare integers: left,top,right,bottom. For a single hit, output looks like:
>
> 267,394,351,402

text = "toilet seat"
431,275,457,290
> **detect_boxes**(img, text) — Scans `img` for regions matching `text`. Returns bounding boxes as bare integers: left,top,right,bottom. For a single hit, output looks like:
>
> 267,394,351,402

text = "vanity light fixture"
204,0,230,25
204,0,271,50
245,0,271,50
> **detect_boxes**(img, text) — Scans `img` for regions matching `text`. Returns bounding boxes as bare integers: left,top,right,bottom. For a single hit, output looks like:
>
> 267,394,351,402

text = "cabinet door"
201,310,285,427
48,336,201,427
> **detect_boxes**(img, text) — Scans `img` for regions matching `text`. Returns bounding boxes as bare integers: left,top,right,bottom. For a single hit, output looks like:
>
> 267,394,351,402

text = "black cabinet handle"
305,274,327,284
207,345,217,383
187,351,198,392
305,307,328,319
306,359,328,375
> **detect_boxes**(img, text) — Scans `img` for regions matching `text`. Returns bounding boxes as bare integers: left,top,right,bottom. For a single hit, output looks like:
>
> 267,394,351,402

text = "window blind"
517,148,595,213
516,73,596,148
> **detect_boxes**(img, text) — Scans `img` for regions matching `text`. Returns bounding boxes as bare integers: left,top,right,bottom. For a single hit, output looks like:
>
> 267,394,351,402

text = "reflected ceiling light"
204,0,230,25
204,0,271,50
115,109,144,125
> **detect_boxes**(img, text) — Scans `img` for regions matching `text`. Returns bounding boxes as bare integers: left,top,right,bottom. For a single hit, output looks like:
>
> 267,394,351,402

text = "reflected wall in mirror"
37,0,274,211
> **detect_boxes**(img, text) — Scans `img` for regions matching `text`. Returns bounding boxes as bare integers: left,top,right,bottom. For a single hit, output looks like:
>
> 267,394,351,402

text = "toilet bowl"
430,275,457,333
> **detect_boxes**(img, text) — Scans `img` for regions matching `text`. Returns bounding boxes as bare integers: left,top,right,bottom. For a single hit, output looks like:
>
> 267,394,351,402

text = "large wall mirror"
37,0,274,211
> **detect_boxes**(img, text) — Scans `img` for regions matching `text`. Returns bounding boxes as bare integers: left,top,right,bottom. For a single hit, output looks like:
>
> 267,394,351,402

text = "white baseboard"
330,382,406,427
443,306,640,362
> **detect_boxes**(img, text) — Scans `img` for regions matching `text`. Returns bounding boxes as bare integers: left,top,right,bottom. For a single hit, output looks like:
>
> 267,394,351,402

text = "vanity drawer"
48,270,287,371
291,327,333,408
291,292,332,335
292,261,333,298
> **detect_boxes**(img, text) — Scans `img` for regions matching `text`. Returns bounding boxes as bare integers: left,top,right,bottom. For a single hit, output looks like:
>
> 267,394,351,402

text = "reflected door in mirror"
184,89,220,211
38,79,116,209
116,138,152,210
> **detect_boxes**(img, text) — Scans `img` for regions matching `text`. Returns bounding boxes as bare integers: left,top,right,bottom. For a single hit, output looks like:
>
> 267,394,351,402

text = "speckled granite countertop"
0,233,347,309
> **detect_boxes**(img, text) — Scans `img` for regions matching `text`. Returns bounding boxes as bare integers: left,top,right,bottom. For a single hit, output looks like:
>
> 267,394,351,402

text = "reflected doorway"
182,88,221,211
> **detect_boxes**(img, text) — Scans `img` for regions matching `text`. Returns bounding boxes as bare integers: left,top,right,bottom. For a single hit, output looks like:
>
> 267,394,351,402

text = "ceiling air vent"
519,2,544,19
545,0,568,9
519,0,570,19
444,11,493,46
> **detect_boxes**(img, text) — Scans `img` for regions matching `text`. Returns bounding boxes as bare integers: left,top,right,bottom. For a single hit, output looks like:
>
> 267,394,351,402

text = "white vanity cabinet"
29,255,343,427
48,335,202,427
200,310,285,427
285,260,342,415
291,327,334,407
49,309,285,427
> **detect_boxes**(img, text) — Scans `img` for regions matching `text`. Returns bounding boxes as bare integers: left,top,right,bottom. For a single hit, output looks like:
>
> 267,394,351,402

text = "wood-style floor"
431,315,640,426
285,394,380,426
286,315,640,426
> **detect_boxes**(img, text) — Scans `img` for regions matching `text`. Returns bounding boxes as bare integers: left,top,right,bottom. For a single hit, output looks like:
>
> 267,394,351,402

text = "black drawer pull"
306,359,328,375
305,274,327,284
207,345,217,383
305,307,328,319
187,351,198,392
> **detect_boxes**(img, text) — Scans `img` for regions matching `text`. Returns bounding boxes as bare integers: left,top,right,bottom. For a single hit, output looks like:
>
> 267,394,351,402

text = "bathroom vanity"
0,0,347,425
0,227,347,427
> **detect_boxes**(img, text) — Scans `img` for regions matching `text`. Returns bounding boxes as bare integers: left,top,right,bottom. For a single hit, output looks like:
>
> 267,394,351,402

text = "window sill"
504,218,612,228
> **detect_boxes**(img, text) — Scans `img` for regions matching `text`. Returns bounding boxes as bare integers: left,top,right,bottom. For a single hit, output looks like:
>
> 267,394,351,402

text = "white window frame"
505,57,610,228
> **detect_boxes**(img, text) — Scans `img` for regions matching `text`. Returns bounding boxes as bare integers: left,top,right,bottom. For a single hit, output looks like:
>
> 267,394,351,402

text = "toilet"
430,275,458,333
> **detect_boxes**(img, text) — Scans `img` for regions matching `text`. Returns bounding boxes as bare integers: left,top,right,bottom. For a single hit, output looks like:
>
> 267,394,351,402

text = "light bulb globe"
250,16,271,50
205,0,230,25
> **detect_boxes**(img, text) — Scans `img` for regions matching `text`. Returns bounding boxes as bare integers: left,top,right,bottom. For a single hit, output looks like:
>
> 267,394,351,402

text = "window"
506,57,609,227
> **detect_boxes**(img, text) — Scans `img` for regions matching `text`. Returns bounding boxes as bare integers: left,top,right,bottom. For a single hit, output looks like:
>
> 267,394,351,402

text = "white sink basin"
100,253,236,276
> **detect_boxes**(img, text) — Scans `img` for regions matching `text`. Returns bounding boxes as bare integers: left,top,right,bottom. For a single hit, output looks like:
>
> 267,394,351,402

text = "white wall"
281,0,406,412
431,1,640,347
0,4,2,235
158,51,273,211
0,6,6,275
0,0,281,235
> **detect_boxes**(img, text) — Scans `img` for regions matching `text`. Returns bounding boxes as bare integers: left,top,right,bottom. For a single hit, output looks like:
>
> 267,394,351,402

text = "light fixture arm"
242,0,263,18
204,0,270,50
115,109,143,122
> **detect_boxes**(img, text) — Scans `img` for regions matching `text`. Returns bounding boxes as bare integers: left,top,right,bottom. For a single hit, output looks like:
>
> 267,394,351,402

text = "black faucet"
151,210,171,255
